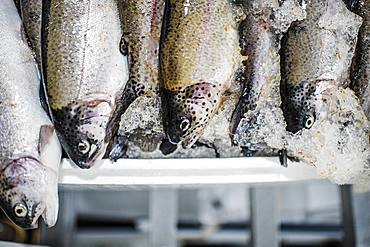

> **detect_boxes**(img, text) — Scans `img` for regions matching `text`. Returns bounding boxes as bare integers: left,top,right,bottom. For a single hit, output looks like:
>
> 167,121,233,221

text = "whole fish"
350,0,370,118
0,0,61,229
280,0,362,133
108,0,164,159
42,0,129,168
19,0,42,65
230,0,305,153
160,0,240,148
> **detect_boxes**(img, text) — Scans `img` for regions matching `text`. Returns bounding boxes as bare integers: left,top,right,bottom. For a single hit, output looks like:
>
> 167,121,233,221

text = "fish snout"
167,132,181,145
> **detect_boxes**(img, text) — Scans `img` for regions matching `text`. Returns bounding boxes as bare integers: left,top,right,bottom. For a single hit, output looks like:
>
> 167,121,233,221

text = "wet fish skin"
108,0,164,159
160,0,240,148
0,0,61,229
281,0,362,133
42,0,129,168
350,0,370,118
230,6,279,135
20,0,42,65
118,0,163,104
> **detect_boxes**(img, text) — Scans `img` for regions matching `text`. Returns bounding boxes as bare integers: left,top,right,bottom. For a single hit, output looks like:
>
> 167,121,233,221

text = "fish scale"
280,0,362,133
106,0,164,159
42,0,129,168
160,0,240,148
19,0,42,66
0,0,61,229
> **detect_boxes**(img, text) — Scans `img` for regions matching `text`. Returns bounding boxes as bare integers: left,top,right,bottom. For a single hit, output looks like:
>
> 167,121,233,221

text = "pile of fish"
0,0,368,229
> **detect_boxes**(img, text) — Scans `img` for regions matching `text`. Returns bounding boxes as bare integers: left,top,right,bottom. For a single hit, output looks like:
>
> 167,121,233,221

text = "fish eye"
14,203,27,218
304,114,315,129
179,118,190,132
77,140,91,154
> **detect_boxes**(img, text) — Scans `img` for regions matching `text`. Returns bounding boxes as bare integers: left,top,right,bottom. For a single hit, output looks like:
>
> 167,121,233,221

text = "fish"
350,0,370,118
0,0,61,229
19,0,42,65
159,0,240,148
108,0,164,159
118,0,163,105
230,0,306,153
41,0,129,168
280,0,362,133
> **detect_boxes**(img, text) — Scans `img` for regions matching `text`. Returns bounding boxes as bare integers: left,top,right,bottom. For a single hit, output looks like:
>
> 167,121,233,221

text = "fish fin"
38,125,55,153
38,125,62,171
41,183,59,227
108,135,129,161
119,33,129,56
129,130,164,153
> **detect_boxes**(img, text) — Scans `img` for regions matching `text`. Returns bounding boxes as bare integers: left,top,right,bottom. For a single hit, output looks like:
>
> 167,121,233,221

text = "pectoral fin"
38,125,62,172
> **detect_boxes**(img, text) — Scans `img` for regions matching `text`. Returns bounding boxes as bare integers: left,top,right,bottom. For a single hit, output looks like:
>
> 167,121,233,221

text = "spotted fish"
350,0,370,118
108,0,164,159
42,0,129,168
160,0,240,148
230,0,305,153
280,0,362,133
19,0,42,65
118,0,163,104
0,0,61,229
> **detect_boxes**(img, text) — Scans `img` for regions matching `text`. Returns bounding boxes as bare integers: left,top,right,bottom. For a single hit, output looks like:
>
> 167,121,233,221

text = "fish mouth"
167,134,181,145
30,203,46,229
166,130,201,149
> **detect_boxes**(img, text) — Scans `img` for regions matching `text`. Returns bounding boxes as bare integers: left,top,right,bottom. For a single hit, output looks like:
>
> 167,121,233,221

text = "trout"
0,0,61,229
42,0,129,168
281,0,362,133
160,0,240,148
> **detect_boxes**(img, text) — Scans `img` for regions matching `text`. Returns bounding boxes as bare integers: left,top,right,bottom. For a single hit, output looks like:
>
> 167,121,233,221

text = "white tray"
58,157,320,186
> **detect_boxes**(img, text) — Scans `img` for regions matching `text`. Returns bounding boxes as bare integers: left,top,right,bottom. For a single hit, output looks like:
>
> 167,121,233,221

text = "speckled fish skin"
42,0,129,168
108,0,164,159
0,0,61,229
118,0,163,103
281,0,362,133
351,0,370,118
231,2,283,136
160,0,240,148
20,0,42,65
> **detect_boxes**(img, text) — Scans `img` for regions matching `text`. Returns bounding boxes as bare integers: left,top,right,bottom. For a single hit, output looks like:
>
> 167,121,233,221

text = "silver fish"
0,0,61,229
281,0,362,133
42,0,129,168
159,0,240,148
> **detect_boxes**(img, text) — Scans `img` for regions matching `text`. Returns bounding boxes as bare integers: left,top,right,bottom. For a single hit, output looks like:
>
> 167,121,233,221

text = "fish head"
283,80,317,133
0,157,57,229
53,99,113,169
163,82,222,148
